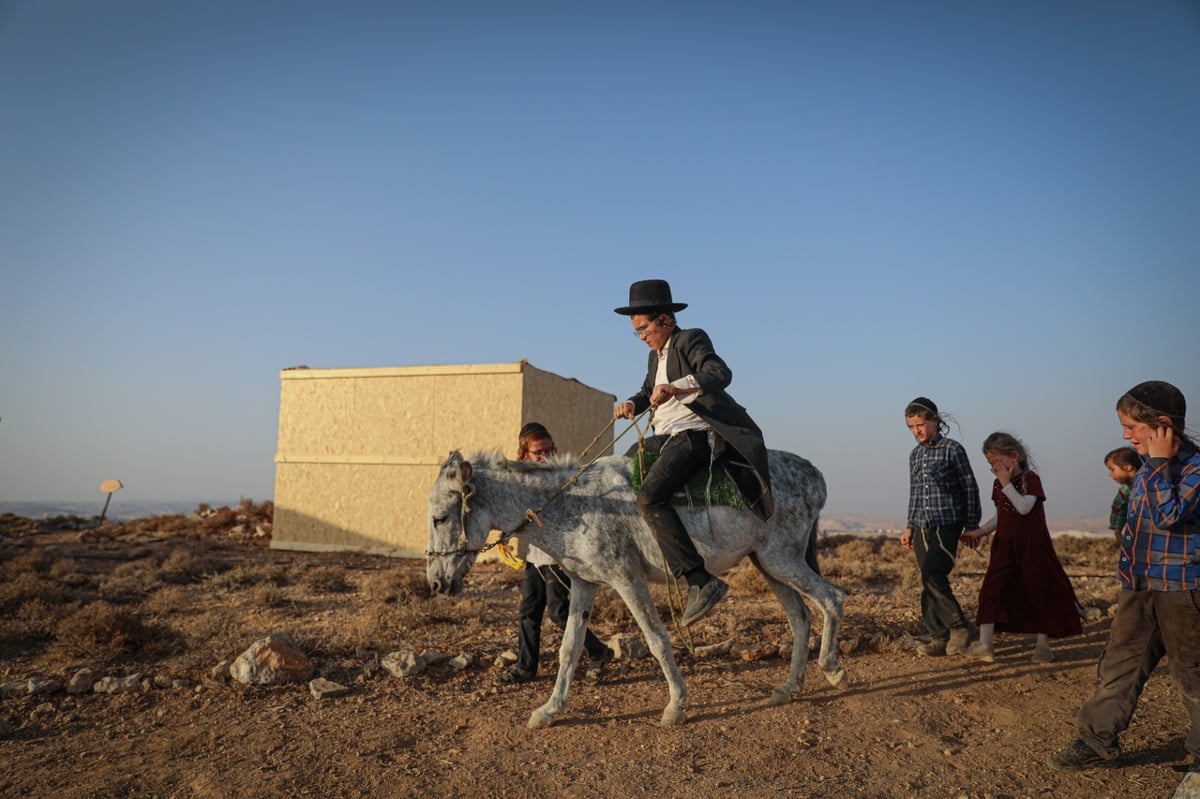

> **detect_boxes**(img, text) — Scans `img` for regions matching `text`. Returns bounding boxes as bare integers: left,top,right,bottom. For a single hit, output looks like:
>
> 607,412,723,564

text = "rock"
733,643,778,663
26,678,61,696
381,649,426,678
29,702,55,721
67,669,98,695
495,649,518,668
230,633,314,685
447,654,471,671
420,648,445,665
693,638,734,658
94,674,143,694
1172,772,1200,799
1081,606,1105,623
309,678,350,699
153,674,174,689
210,659,233,682
609,634,648,661
1,681,26,700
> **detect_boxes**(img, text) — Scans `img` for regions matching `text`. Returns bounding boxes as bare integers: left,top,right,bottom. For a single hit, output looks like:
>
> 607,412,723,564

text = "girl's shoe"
1031,643,1054,663
966,641,995,663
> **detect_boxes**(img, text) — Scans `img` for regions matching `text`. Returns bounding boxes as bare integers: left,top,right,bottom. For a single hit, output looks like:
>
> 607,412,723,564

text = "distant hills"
819,513,1111,537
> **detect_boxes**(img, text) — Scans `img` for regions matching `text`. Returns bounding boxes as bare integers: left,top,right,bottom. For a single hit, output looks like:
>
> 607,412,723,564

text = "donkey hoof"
527,709,556,729
768,687,794,707
825,668,848,690
660,705,687,726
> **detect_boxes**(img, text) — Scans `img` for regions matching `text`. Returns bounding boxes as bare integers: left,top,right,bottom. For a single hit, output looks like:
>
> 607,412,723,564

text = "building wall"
272,361,613,557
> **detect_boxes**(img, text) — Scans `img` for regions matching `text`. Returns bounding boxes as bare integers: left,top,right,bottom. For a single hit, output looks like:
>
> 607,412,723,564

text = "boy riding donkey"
613,279,774,625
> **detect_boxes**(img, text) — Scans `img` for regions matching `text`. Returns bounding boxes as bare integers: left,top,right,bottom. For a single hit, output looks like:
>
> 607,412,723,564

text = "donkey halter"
424,410,654,559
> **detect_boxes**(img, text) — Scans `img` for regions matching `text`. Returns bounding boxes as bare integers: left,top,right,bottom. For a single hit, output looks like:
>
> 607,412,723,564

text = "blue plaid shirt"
907,435,982,530
1118,441,1200,591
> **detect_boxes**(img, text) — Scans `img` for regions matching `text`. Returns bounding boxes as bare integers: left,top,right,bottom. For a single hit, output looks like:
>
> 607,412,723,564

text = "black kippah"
906,396,938,416
1124,381,1186,424
519,422,549,441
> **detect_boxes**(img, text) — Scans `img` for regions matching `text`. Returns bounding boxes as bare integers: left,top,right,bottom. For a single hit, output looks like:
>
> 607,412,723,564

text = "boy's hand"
1146,425,1178,459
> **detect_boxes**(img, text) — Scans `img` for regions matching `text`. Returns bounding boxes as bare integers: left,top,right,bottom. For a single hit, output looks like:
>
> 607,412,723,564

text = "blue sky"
1,1,1197,521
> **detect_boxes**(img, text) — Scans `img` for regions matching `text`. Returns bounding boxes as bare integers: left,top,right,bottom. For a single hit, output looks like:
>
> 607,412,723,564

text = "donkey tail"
805,515,821,576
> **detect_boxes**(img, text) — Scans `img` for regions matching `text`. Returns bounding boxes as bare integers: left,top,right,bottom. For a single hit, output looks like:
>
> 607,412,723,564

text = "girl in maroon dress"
961,432,1082,663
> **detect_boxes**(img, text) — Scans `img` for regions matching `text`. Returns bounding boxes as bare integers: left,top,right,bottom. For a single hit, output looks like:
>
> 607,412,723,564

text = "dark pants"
1077,589,1200,760
912,524,970,642
636,430,712,584
515,563,609,674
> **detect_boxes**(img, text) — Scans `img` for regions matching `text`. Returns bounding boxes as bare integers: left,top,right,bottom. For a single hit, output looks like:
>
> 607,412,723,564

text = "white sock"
978,623,995,648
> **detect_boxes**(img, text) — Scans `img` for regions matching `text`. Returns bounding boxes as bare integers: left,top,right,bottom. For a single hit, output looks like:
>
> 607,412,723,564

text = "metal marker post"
98,479,123,524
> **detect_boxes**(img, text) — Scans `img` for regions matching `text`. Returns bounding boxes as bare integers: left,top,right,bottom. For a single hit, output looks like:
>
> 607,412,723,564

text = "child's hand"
900,528,914,550
961,528,987,548
991,462,1013,485
1146,425,1178,459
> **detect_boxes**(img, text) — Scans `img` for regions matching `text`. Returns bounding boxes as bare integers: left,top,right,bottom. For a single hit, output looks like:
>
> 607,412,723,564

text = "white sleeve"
671,374,702,404
977,516,997,534
1002,482,1037,515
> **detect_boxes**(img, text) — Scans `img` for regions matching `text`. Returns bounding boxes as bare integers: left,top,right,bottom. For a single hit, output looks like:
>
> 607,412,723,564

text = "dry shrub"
98,573,159,604
0,598,62,651
52,601,155,661
160,548,215,584
0,571,67,612
260,564,291,587
358,570,427,604
249,584,287,608
47,557,91,587
589,585,632,628
725,560,769,594
302,566,354,593
143,585,194,616
0,549,56,580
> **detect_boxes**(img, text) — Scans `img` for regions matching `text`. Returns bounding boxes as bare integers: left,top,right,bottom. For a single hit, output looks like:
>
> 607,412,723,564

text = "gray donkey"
426,449,847,729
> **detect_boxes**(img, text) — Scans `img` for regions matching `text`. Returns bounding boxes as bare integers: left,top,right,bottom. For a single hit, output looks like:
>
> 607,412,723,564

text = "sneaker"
946,625,973,656
681,576,729,626
916,639,948,657
494,667,535,686
1031,643,1054,663
966,641,995,663
1046,739,1118,772
585,646,614,684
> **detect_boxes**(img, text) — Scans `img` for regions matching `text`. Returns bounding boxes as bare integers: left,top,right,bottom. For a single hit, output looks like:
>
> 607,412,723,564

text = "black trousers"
636,429,713,583
515,563,609,674
912,524,970,641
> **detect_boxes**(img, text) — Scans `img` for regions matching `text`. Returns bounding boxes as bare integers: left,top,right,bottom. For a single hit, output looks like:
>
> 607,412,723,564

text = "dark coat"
625,326,774,521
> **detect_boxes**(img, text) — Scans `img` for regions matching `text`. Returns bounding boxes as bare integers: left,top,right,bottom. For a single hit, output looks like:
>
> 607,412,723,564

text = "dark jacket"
625,326,774,521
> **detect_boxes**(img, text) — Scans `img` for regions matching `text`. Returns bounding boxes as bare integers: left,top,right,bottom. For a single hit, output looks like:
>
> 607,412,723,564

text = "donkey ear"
457,460,473,485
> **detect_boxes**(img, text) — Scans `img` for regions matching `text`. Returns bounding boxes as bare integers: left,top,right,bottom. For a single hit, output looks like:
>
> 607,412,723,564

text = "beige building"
272,360,615,557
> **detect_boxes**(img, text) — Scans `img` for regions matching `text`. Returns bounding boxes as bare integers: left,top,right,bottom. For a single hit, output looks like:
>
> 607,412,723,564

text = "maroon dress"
975,472,1082,638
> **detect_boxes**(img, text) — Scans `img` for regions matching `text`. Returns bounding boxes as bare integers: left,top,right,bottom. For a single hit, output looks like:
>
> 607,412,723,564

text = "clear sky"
2,1,1197,522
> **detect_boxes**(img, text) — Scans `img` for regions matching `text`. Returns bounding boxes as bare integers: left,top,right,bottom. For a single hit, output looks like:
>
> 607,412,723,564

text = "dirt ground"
0,508,1194,799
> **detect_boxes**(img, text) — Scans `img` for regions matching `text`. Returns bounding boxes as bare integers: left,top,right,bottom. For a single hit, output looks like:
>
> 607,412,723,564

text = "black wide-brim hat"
614,279,688,315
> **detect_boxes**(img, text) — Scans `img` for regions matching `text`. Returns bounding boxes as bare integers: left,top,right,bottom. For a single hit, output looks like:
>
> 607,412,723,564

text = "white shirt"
650,341,711,436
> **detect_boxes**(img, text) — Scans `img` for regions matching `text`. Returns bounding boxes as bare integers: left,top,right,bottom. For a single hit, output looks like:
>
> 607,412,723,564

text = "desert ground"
1,505,1195,799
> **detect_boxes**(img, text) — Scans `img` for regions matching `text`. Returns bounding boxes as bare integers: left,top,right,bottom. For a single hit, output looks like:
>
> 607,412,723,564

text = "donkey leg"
528,580,596,729
610,576,688,726
758,550,849,690
750,555,812,706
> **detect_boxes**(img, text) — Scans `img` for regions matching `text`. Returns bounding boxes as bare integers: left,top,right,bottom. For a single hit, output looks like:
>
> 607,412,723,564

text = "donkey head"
426,451,480,596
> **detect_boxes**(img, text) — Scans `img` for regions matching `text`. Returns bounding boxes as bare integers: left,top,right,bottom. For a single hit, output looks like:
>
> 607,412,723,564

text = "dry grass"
302,565,355,593
50,601,157,662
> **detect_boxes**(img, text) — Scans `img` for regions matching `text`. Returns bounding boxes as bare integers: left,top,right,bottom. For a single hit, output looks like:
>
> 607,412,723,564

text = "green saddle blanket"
629,451,748,510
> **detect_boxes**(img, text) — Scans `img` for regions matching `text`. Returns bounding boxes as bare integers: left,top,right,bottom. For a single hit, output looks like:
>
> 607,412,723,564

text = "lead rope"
486,410,657,561
630,413,697,655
